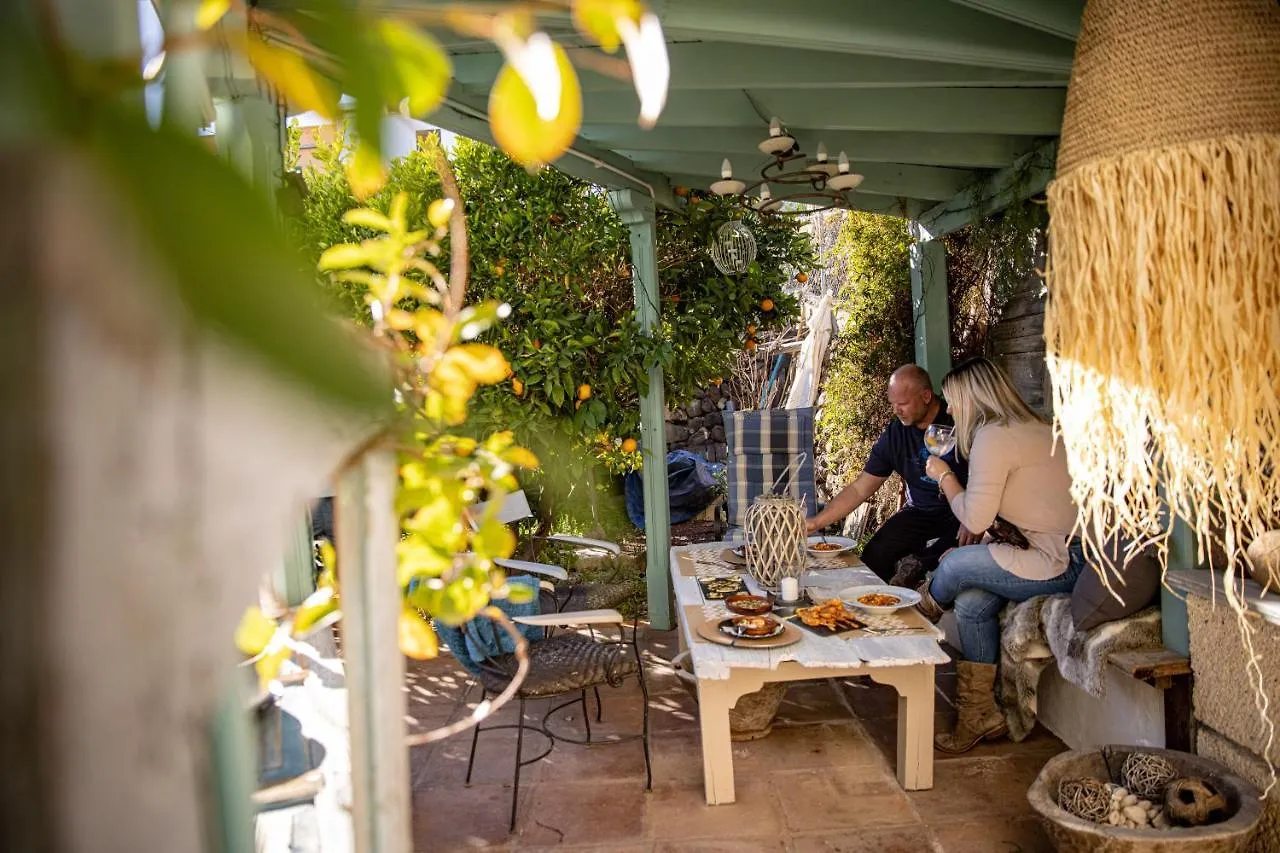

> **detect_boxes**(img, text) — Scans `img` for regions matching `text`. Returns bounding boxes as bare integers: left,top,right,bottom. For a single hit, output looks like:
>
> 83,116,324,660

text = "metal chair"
471,489,633,613
435,601,652,831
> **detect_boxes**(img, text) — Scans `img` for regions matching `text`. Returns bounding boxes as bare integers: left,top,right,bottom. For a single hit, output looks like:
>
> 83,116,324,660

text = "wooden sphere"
1164,777,1229,827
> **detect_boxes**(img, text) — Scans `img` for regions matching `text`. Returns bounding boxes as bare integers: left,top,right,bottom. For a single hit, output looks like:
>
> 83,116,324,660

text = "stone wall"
1187,595,1280,852
665,384,731,462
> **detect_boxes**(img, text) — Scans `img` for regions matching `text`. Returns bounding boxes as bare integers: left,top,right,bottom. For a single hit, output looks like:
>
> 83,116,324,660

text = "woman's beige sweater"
948,420,1078,580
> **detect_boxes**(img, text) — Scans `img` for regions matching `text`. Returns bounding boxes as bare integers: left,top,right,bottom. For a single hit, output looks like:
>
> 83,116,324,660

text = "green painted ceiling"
396,0,1085,218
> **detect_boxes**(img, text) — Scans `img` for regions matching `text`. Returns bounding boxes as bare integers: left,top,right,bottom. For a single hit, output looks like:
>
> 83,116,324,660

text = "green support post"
609,189,673,630
908,222,952,381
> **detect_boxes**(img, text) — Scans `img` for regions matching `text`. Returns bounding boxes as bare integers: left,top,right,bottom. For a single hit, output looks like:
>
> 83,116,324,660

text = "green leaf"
319,243,372,271
196,0,231,30
91,111,388,411
292,587,339,636
377,20,452,116
474,516,516,559
502,583,535,605
342,208,394,232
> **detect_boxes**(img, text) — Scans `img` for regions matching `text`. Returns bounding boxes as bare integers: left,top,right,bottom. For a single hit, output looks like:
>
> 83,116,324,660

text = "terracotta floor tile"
928,816,1050,852
773,679,856,727
537,735,652,785
412,784,520,852
516,780,648,847
788,826,937,853
653,838,786,853
772,766,919,833
644,781,785,840
907,756,1035,824
650,731,708,788
416,728,546,790
733,723,885,775
518,844,652,853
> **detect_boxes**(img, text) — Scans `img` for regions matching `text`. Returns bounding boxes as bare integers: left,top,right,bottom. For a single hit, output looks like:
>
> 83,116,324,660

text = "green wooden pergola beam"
947,0,1085,40
576,87,1067,136
427,96,676,208
660,0,1076,72
580,126,1034,170
449,42,1068,92
915,139,1057,237
627,153,977,201
660,174,926,219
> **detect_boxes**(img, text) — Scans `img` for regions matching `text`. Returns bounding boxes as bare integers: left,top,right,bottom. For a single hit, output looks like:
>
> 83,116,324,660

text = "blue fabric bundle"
425,575,543,675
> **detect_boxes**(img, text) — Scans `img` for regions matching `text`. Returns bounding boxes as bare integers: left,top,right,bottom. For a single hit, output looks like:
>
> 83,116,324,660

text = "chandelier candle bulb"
837,152,849,173
721,159,733,179
816,142,828,163
769,116,782,137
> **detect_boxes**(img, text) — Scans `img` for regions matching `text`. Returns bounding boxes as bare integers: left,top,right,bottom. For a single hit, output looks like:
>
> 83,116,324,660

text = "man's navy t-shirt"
863,402,968,512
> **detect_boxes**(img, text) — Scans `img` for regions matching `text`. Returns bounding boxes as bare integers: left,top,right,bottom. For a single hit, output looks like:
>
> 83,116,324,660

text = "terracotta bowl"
731,615,779,637
725,593,773,616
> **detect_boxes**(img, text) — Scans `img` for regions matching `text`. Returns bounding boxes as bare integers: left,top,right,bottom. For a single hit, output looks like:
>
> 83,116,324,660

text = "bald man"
807,364,977,583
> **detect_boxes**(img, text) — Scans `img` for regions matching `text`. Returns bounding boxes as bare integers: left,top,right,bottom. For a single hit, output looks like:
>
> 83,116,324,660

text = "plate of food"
719,614,785,639
698,575,748,601
724,593,773,616
792,598,863,635
839,585,920,614
806,536,858,556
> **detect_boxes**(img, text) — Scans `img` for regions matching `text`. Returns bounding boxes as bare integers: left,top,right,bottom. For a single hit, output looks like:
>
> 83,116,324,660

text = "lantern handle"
770,451,808,494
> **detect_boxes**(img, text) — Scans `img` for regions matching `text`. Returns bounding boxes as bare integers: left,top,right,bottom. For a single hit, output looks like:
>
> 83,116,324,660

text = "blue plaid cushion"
723,407,816,528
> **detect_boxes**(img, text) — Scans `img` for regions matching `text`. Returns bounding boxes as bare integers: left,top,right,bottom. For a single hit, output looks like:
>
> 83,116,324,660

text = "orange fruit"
674,186,689,197
796,272,808,284
577,383,591,401
747,324,757,334
745,339,758,351
712,377,723,386
621,437,638,453
512,378,524,396
532,339,541,349
760,298,775,312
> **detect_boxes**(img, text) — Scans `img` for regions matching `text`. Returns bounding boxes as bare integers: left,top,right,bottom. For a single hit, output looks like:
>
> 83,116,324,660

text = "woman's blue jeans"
928,539,1084,664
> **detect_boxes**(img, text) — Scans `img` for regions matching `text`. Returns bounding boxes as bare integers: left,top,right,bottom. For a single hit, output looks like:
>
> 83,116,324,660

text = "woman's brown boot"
935,661,1008,753
915,580,945,624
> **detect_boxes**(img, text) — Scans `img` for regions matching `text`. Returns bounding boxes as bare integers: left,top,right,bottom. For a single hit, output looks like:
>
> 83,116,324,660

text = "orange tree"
291,133,815,532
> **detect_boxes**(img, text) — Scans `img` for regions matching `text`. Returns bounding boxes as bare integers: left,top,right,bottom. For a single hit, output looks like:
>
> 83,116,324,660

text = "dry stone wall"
665,384,731,462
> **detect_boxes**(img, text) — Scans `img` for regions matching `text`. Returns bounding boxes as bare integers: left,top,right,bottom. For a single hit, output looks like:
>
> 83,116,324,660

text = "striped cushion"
723,407,816,529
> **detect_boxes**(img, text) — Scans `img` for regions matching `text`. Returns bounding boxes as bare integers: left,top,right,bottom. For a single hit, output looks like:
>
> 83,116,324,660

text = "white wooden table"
672,541,949,805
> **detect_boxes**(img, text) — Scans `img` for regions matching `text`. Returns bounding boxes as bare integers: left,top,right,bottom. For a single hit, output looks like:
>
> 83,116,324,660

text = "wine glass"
924,424,956,459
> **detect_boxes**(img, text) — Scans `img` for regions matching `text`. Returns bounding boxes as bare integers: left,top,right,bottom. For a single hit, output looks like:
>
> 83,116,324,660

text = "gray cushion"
1071,538,1162,632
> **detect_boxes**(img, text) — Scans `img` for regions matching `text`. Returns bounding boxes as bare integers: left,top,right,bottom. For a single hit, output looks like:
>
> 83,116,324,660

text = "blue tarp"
624,449,723,529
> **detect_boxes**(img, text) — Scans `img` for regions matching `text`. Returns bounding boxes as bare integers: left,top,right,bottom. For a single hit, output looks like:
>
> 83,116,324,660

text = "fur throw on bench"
998,594,1161,741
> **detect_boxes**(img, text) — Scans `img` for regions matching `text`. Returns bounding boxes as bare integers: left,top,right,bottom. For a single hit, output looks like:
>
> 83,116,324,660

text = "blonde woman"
919,357,1084,753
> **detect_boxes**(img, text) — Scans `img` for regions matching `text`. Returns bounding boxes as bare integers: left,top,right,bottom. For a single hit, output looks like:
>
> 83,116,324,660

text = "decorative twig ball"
1246,530,1280,591
1058,777,1112,823
1164,777,1229,827
1121,752,1178,799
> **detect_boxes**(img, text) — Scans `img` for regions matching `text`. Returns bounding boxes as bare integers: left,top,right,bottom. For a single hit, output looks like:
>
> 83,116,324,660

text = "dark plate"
717,617,785,640
698,576,747,601
787,604,864,637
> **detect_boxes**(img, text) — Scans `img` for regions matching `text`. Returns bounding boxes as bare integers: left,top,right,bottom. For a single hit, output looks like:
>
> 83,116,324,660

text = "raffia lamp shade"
1044,0,1280,570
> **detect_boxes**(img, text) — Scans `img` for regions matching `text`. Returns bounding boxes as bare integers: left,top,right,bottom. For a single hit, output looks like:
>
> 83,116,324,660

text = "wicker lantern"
744,493,806,593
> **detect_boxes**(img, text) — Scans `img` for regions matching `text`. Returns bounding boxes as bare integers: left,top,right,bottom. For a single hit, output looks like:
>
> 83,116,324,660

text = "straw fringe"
1045,134,1280,586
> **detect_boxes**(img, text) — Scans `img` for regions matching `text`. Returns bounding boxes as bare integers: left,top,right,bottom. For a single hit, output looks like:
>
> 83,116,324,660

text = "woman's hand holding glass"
925,455,952,483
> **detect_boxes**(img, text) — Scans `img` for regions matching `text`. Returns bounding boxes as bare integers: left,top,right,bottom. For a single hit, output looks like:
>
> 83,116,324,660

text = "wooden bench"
1108,649,1194,751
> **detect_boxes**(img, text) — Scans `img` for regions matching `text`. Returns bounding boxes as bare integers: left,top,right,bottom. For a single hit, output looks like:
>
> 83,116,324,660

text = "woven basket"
744,493,806,594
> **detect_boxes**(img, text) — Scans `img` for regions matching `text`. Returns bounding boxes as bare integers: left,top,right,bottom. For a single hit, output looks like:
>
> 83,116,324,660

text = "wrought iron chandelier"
709,117,864,215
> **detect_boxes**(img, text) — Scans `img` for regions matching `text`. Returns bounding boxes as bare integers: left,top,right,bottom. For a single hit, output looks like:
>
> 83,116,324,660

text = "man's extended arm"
806,471,887,533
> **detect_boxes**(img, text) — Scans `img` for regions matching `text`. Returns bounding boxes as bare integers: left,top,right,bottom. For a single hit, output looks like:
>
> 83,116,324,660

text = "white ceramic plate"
806,535,858,556
839,584,921,614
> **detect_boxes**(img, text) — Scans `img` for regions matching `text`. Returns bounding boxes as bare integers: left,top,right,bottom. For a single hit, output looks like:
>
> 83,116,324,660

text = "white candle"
769,116,782,137
721,158,733,179
780,576,799,602
838,151,850,174
816,142,828,163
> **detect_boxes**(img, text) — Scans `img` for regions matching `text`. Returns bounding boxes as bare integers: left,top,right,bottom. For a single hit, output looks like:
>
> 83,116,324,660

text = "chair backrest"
470,489,534,528
723,407,816,530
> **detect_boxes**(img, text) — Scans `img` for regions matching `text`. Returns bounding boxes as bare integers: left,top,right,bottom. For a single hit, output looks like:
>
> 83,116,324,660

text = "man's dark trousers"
860,506,961,582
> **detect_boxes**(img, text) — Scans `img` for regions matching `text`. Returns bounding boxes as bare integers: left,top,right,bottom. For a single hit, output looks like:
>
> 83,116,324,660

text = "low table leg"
870,665,936,791
696,679,736,805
